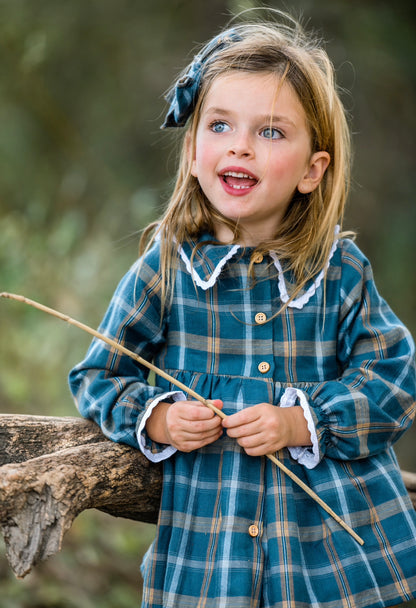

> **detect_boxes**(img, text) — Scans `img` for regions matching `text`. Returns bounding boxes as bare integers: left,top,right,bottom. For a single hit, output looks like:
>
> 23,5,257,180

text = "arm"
225,242,415,468
68,249,178,456
304,242,415,464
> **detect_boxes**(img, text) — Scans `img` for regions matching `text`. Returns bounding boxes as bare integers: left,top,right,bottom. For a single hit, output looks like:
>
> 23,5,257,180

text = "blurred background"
0,0,415,606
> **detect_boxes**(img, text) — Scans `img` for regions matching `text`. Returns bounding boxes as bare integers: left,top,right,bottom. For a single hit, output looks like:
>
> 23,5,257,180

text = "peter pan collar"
179,241,241,291
177,227,340,309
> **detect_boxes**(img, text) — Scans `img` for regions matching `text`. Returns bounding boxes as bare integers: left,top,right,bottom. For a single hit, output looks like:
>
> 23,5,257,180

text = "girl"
69,14,416,608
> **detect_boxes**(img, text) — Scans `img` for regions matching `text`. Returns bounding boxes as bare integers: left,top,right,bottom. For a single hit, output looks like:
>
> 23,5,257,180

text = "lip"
218,166,259,196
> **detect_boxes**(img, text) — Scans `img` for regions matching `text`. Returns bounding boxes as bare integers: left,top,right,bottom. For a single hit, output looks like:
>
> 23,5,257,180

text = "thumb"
206,399,225,417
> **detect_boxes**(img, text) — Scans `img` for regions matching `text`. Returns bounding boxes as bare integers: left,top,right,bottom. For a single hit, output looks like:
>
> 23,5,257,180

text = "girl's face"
191,72,330,245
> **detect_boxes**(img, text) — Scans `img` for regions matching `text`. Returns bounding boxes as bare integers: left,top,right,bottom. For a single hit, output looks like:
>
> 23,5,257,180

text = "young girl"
69,14,416,608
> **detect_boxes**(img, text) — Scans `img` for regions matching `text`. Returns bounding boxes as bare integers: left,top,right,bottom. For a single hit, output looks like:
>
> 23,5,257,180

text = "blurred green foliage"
0,511,155,607
1,0,415,605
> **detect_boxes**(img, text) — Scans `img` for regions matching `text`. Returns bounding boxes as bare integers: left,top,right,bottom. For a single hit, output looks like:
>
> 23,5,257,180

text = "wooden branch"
0,414,108,465
0,293,366,544
0,414,162,579
0,413,415,580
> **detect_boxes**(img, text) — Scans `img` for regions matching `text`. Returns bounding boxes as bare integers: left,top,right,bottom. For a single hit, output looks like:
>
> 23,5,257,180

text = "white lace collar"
177,226,340,309
269,226,340,309
179,243,241,291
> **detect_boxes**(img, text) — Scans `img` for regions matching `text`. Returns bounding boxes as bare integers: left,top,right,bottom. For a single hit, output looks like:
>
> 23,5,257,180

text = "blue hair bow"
161,29,242,129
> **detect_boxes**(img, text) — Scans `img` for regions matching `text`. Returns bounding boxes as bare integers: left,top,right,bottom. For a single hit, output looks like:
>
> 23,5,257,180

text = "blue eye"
210,121,230,134
261,127,283,140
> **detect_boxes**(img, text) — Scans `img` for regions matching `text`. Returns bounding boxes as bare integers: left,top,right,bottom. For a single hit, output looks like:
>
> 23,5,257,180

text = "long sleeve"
68,244,171,451
303,241,416,463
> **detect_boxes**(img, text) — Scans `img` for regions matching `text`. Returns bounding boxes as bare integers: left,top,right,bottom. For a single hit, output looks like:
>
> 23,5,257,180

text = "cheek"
267,151,309,182
191,138,217,179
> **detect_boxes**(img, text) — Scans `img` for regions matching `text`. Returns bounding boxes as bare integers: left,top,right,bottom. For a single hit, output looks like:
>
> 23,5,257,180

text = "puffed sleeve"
68,243,177,457
303,240,416,464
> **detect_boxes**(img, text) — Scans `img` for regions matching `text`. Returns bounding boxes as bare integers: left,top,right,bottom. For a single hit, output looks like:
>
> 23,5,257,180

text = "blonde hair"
140,13,352,310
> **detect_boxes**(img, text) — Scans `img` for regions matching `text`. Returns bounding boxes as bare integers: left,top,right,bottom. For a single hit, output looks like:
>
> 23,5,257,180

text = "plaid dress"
69,234,416,608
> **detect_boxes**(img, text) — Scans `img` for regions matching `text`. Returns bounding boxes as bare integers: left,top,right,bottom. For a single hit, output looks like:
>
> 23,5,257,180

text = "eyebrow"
260,114,297,128
204,107,297,128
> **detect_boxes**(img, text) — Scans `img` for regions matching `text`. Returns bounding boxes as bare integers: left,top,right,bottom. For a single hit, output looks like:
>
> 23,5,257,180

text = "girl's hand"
222,403,311,457
146,399,224,452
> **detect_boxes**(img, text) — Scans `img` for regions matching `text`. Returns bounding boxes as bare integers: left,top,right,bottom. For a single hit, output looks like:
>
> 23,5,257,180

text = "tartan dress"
69,234,416,608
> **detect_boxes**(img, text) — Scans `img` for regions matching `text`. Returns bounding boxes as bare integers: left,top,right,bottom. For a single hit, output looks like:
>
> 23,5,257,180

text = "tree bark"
0,414,162,578
0,414,415,580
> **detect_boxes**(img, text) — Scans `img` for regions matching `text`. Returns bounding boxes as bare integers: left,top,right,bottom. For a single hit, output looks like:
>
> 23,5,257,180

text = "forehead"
200,71,307,124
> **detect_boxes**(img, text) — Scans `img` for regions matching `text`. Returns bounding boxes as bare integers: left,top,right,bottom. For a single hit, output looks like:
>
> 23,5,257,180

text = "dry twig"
1,291,364,544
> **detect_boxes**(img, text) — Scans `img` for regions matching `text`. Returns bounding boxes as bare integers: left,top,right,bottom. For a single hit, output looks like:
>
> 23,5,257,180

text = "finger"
236,432,265,449
206,399,224,416
173,426,224,453
168,407,222,436
187,402,221,420
176,427,223,444
223,416,260,438
170,402,214,424
181,416,223,436
191,399,224,420
222,408,258,429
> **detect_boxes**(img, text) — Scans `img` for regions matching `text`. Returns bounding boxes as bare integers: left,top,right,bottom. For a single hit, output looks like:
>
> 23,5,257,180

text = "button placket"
250,258,274,378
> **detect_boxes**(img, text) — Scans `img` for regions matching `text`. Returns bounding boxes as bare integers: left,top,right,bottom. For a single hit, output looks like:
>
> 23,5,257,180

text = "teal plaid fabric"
69,235,416,608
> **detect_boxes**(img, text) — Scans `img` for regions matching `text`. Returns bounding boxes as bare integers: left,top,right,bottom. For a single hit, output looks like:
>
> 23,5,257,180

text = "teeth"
223,171,253,179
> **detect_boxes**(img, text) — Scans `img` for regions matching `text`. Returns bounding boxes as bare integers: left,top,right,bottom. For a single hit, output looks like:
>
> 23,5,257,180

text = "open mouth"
220,170,259,191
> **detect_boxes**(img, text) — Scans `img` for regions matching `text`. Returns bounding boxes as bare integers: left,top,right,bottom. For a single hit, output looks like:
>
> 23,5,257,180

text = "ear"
297,151,330,194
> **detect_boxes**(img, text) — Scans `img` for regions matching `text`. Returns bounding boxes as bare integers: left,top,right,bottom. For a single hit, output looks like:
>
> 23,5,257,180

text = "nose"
228,130,254,158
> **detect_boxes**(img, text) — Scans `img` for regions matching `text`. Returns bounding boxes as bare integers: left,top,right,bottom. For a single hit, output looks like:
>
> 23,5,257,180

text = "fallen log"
0,414,162,578
0,413,415,580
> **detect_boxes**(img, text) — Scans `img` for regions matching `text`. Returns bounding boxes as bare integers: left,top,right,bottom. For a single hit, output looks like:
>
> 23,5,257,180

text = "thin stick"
0,292,364,545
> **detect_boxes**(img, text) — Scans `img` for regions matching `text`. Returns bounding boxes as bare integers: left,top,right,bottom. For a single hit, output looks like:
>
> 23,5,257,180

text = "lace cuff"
137,391,186,462
280,387,320,469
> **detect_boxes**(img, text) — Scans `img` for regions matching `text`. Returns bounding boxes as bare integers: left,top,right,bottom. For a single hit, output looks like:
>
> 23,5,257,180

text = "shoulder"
324,237,379,316
330,237,374,284
112,240,163,306
134,239,163,276
337,238,371,269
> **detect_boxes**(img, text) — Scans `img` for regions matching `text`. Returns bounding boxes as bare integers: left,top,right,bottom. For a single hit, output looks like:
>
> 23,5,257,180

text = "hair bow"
161,29,243,129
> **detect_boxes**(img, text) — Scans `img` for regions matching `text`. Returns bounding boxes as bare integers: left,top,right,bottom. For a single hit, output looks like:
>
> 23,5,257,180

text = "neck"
214,222,274,247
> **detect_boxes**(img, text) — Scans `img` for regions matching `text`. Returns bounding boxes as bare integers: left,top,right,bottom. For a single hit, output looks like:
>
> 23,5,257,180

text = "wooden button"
253,253,264,264
258,361,270,374
255,312,267,325
248,524,259,537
